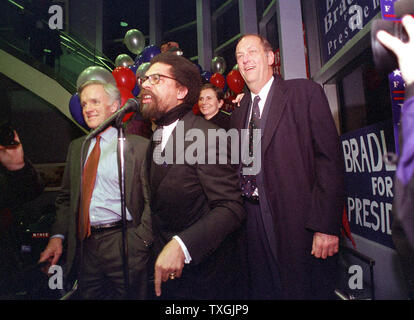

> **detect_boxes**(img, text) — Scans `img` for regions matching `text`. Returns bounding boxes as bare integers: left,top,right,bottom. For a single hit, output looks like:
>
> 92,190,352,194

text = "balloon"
134,54,143,65
136,62,151,80
211,56,226,74
226,69,245,94
118,87,135,122
132,84,140,97
141,45,161,63
210,72,225,89
124,29,146,55
76,66,116,90
201,70,212,83
129,63,138,75
69,93,89,129
192,102,200,115
115,54,134,67
112,66,136,91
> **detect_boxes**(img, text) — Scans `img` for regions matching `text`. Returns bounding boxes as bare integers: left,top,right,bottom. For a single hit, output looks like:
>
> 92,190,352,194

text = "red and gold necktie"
78,136,101,240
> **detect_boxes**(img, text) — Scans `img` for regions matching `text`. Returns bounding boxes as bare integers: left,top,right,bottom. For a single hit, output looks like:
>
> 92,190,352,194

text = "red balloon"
192,102,200,115
119,87,135,122
226,70,245,94
112,66,136,91
210,72,225,89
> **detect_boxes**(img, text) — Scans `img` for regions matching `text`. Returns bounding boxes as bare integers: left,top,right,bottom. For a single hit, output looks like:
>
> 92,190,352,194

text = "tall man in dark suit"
230,34,345,299
139,52,246,299
39,80,152,299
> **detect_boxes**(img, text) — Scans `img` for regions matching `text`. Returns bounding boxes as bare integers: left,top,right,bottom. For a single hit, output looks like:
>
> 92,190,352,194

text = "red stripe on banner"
393,97,405,100
393,91,405,94
384,14,396,17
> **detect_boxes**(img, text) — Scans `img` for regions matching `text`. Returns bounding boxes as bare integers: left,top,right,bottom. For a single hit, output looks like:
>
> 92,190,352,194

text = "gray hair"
78,80,121,107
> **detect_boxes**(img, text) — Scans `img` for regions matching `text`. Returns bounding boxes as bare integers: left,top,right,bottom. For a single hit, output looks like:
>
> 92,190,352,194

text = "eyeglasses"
138,73,177,86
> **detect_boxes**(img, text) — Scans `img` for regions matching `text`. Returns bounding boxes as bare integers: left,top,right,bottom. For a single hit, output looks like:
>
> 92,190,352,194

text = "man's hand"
39,237,63,273
232,93,245,107
311,232,339,259
0,131,24,171
154,238,185,297
376,15,414,86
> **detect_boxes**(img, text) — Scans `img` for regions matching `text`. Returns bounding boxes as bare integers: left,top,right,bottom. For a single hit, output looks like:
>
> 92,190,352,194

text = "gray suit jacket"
51,132,152,281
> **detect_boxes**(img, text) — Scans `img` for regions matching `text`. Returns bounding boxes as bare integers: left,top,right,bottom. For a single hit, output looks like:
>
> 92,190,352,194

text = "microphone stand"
114,115,130,298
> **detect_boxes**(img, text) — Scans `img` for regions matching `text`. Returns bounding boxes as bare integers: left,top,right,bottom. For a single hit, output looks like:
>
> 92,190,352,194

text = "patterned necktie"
79,136,101,240
241,96,261,200
152,125,164,165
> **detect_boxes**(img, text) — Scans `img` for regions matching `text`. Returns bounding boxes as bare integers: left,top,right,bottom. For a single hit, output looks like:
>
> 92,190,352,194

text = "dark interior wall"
1,74,84,164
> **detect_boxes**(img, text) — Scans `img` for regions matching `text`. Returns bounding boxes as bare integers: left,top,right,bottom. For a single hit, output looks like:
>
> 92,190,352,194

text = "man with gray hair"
39,80,152,299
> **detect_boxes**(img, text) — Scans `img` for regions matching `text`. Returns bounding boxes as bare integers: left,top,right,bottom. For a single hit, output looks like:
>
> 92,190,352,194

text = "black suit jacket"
51,131,152,286
230,75,345,299
146,110,246,299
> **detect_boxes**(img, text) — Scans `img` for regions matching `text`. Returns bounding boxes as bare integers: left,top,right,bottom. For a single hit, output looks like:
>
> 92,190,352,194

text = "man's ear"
110,101,120,114
267,50,275,66
218,99,224,109
177,86,188,100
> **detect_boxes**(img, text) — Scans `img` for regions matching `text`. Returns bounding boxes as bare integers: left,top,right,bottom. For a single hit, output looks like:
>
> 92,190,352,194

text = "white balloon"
124,29,146,55
115,54,134,67
76,66,116,90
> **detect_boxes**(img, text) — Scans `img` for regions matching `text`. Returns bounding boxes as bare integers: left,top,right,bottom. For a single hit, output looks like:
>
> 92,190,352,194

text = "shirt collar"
250,76,274,102
97,126,117,143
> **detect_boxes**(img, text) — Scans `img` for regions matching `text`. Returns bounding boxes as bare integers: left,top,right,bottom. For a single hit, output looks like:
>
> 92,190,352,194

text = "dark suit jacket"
146,110,246,299
230,75,345,299
51,131,152,287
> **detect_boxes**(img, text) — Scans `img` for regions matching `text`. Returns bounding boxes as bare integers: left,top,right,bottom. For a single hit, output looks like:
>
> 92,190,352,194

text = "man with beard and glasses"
138,52,247,299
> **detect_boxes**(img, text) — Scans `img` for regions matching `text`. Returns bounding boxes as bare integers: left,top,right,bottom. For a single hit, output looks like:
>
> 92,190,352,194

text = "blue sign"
317,0,382,64
341,120,396,248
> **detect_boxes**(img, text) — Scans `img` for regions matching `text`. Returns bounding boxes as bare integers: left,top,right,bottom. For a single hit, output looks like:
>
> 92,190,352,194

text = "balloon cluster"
69,30,248,127
69,29,164,128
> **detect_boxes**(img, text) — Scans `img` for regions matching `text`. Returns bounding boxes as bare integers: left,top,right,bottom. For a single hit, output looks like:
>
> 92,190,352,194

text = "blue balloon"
69,93,89,130
201,70,212,83
141,45,161,63
223,74,228,92
132,84,140,97
129,63,138,75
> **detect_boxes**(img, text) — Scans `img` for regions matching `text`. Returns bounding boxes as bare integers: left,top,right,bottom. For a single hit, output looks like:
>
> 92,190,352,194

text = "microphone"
85,98,139,141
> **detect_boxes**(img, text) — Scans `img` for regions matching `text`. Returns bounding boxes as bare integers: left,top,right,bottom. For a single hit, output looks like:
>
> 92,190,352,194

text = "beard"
139,89,165,120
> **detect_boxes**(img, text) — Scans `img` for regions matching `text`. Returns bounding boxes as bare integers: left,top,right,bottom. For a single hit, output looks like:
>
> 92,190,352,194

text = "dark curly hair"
149,52,202,106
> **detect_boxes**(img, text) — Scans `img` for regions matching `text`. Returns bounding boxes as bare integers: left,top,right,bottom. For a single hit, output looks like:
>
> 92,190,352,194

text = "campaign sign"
341,120,396,248
317,0,382,64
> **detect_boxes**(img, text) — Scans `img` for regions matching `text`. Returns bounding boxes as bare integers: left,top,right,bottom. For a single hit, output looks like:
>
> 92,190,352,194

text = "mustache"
138,89,154,102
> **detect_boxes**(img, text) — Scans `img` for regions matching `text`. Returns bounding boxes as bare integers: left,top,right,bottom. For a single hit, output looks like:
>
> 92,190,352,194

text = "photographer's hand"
0,131,24,171
377,15,414,85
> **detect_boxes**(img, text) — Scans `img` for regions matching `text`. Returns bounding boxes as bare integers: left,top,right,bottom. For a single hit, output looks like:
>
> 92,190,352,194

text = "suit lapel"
261,76,289,154
149,114,191,199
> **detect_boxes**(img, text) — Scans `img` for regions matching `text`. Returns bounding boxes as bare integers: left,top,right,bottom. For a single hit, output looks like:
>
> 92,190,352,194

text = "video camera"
371,0,414,74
